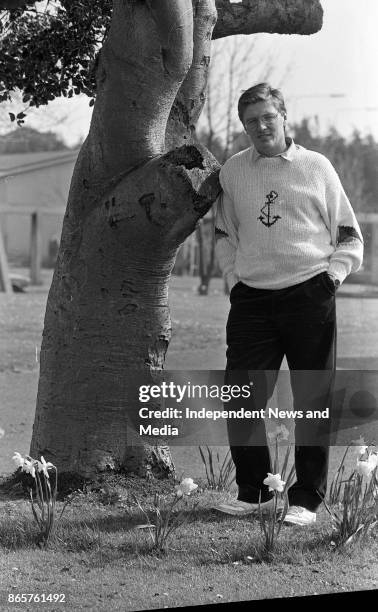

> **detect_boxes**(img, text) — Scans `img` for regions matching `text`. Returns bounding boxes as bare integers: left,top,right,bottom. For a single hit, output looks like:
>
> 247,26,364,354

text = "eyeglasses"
245,113,280,131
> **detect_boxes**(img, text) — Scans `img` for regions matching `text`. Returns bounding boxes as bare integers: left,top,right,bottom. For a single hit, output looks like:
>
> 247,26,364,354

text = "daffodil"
356,452,378,478
175,477,198,497
22,457,36,479
12,452,25,469
263,472,285,493
267,424,290,442
37,456,55,479
9,452,65,548
354,445,368,458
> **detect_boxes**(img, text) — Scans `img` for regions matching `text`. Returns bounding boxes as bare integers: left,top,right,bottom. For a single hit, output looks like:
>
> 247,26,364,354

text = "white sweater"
215,139,364,290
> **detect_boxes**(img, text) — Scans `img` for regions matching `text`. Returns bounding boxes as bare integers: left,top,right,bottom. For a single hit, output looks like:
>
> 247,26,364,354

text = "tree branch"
166,0,217,149
213,0,323,39
85,0,194,180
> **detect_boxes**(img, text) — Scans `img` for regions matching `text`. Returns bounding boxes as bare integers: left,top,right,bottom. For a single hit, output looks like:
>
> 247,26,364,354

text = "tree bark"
213,0,323,38
30,0,220,478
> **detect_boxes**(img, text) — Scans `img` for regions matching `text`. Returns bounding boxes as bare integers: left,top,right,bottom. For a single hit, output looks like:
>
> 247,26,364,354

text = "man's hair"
237,82,287,124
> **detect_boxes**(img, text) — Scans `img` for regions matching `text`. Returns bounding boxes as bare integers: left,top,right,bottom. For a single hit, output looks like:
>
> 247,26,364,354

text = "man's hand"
327,273,340,290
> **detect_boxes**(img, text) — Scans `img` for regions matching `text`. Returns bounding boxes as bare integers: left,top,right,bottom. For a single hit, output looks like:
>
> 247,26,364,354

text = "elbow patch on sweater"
337,225,363,245
215,226,229,240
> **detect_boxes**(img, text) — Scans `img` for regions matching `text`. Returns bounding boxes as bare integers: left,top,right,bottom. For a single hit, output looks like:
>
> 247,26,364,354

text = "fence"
0,206,65,292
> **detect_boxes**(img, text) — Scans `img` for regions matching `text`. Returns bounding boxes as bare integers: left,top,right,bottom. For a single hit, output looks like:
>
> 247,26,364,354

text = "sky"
269,0,378,138
11,0,378,147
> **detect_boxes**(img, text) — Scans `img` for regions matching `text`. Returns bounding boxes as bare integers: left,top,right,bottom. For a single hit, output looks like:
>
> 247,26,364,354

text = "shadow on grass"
3,506,375,574
0,493,220,551
57,501,225,534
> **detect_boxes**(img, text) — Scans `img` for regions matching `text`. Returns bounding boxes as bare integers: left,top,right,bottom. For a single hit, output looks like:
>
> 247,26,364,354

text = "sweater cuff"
327,261,348,285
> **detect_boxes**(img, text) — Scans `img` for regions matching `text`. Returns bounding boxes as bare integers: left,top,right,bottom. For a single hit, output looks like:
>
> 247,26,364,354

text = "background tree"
0,0,323,481
0,125,68,152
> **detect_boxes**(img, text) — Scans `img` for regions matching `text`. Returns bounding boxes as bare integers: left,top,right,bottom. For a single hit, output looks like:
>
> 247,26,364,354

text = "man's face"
242,99,287,156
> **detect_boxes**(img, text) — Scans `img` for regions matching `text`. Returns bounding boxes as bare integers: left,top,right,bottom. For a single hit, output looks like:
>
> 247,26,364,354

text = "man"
214,82,363,525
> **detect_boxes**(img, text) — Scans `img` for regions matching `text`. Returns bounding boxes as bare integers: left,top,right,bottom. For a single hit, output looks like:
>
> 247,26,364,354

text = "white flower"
12,452,25,468
354,445,368,458
22,457,36,479
175,477,198,497
37,456,55,478
267,425,290,442
356,452,378,478
263,473,285,493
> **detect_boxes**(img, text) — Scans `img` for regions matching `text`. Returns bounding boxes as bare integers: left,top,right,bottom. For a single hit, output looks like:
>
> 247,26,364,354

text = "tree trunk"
30,0,220,478
31,145,219,477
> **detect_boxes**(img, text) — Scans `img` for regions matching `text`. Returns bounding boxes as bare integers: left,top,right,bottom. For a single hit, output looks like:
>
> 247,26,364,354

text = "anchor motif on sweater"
258,190,281,227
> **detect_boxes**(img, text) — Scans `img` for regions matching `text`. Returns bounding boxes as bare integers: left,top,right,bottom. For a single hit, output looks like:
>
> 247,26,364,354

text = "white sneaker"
213,498,279,516
284,505,316,525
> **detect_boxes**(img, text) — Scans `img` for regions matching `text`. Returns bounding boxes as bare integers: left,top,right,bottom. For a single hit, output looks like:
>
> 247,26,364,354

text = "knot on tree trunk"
164,144,205,170
94,143,221,249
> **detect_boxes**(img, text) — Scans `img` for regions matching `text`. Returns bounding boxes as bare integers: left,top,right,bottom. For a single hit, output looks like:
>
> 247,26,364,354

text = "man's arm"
214,170,239,291
324,162,364,284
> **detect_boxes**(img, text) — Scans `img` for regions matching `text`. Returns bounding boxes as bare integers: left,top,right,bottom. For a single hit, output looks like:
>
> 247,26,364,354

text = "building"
0,149,79,265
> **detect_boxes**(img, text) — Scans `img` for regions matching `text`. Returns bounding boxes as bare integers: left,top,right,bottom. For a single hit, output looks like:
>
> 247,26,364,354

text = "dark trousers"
226,272,337,512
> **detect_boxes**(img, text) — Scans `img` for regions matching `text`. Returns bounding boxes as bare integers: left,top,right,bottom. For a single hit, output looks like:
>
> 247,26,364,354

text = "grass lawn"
0,271,378,610
0,470,377,611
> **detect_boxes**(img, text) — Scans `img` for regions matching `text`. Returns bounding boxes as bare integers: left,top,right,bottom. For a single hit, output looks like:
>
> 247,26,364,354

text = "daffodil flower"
37,456,55,479
22,457,36,479
175,477,198,497
12,452,25,469
356,452,378,478
263,472,285,493
267,425,290,442
354,445,369,458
